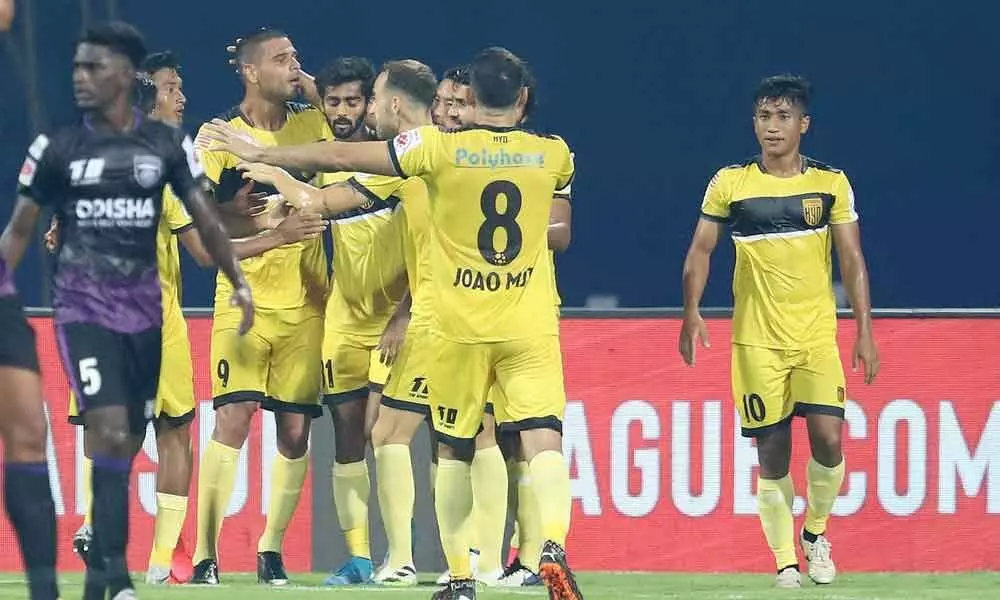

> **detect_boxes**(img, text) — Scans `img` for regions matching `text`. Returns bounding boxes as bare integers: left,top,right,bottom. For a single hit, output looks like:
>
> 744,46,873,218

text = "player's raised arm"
199,120,397,176
829,175,879,383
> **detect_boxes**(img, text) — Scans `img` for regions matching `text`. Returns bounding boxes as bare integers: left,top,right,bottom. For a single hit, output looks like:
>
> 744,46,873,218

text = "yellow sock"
193,440,240,564
757,475,798,569
471,446,508,575
516,460,542,569
435,458,474,579
258,453,309,553
81,456,93,527
805,458,845,536
333,460,370,559
375,444,415,568
149,493,188,568
528,451,571,546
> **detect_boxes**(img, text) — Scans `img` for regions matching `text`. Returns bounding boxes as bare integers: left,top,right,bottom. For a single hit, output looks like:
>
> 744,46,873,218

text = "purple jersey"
16,112,205,333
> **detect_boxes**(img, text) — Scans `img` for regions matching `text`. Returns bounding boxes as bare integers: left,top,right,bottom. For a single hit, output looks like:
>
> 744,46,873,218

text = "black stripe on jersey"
328,177,399,220
171,223,194,235
729,192,835,237
751,154,842,175
286,101,314,114
386,140,404,177
554,193,571,200
215,102,316,125
699,211,729,223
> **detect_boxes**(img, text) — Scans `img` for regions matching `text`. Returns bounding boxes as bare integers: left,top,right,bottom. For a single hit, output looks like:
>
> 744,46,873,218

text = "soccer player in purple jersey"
1,21,253,600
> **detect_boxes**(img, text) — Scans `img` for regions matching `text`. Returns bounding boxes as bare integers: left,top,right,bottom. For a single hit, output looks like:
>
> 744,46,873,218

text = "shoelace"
811,537,833,562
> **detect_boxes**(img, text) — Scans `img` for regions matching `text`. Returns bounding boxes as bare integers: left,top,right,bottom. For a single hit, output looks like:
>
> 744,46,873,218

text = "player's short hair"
470,47,528,109
381,60,437,109
141,51,180,77
754,74,811,113
316,57,376,99
133,72,158,113
443,65,470,86
235,27,288,66
80,21,147,69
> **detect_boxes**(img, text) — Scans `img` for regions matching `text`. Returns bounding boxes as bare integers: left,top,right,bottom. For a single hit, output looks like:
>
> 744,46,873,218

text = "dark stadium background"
1,0,996,309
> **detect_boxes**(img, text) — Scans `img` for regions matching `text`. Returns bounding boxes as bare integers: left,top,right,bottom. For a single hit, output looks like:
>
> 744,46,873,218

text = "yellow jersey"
157,185,192,319
389,125,574,343
200,102,331,312
396,175,434,329
318,172,416,336
700,156,859,349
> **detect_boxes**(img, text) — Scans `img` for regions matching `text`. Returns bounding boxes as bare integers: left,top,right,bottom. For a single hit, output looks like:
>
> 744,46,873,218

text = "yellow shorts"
211,307,323,418
68,313,194,426
732,342,847,437
322,329,391,406
425,332,565,448
381,322,432,416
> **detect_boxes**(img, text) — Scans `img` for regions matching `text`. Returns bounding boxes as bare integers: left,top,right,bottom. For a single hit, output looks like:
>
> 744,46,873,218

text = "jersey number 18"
477,180,523,266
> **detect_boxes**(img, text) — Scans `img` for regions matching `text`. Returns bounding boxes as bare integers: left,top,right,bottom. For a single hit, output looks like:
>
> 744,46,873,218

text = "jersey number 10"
478,180,523,266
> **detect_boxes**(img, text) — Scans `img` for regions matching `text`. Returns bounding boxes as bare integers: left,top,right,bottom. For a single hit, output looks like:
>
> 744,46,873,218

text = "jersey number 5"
478,180,523,266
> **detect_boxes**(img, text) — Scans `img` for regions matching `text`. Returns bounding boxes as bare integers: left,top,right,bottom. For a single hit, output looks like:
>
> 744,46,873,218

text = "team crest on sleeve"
133,155,164,189
802,197,824,227
393,129,423,157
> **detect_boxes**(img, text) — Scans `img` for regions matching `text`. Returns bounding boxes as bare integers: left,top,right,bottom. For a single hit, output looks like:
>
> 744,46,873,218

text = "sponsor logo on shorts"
409,376,429,400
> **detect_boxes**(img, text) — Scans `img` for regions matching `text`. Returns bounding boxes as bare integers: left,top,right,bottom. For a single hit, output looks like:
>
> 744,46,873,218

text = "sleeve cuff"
347,177,383,206
171,223,194,235
700,211,729,223
386,140,405,178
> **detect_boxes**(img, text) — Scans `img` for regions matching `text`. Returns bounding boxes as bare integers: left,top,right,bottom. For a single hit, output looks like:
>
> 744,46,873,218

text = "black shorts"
0,295,40,373
56,322,161,435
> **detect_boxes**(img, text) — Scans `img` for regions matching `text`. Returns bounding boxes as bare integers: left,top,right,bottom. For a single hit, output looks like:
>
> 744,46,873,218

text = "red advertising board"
1,315,997,573
561,317,1000,572
0,317,313,573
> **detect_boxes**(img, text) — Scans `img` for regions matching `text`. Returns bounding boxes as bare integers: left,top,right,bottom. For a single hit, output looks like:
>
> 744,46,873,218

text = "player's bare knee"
332,400,368,462
87,422,132,456
213,401,255,447
156,420,191,459
806,416,844,467
275,413,310,459
518,426,563,461
3,410,47,462
475,421,498,450
755,426,793,479
370,408,421,447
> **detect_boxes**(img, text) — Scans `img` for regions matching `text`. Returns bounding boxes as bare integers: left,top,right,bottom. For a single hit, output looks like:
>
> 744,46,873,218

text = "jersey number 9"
478,180,523,266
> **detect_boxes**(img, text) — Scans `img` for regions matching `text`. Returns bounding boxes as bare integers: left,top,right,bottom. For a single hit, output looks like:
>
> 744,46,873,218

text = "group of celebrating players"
0,1,883,599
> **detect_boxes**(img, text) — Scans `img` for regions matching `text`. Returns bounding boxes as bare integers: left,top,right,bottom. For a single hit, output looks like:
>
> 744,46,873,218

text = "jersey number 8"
478,180,523,266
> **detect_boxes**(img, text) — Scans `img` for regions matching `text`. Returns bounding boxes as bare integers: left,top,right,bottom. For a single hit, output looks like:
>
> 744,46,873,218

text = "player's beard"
332,116,365,140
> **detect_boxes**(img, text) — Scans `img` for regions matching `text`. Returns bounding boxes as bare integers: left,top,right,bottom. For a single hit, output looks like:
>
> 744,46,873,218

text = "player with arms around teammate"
200,46,585,600
233,60,435,587
0,6,60,600
4,22,252,600
190,27,331,587
679,75,879,588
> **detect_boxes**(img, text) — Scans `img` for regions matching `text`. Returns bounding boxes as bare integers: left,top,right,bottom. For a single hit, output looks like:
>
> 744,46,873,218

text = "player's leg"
471,399,509,584
147,320,196,584
792,344,847,585
191,313,270,584
322,333,375,585
256,312,324,585
732,344,800,588
495,394,541,587
0,299,59,600
68,393,94,561
428,336,491,600
370,333,432,584
496,335,581,600
62,323,160,599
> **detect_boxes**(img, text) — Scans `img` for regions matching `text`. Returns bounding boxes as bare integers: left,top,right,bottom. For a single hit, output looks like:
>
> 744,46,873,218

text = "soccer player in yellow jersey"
200,46,584,600
680,75,880,589
190,28,332,587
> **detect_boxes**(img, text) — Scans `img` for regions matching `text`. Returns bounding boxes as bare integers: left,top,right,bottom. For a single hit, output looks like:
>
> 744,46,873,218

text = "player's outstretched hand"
230,285,254,336
853,331,880,384
43,215,59,253
198,120,262,161
679,312,710,366
276,208,328,244
236,161,284,187
378,312,409,366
